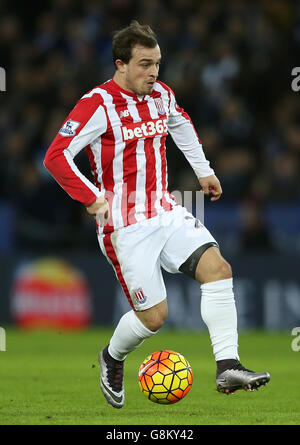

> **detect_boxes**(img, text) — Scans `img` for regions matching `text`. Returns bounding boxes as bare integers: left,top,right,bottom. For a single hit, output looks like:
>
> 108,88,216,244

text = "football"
138,350,193,404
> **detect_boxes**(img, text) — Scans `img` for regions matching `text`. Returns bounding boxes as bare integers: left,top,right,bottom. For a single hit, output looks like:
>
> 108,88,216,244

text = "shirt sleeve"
44,91,107,207
167,87,214,179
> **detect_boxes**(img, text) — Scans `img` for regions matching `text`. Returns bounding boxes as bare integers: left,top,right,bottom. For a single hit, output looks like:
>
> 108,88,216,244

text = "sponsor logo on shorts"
133,288,147,305
59,119,80,136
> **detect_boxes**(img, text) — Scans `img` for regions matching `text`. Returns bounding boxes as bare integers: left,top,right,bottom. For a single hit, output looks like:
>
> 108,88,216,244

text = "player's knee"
196,256,232,283
146,318,165,332
218,260,232,280
148,308,168,332
137,301,168,332
208,259,232,281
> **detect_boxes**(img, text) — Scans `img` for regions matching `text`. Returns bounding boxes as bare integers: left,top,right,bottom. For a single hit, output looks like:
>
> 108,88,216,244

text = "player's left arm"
166,85,222,201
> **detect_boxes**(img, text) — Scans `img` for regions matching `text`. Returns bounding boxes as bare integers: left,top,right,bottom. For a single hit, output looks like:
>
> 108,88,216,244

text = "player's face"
124,45,161,96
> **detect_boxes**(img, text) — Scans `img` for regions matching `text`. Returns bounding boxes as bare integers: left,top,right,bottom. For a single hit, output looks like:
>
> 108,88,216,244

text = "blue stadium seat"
264,204,300,234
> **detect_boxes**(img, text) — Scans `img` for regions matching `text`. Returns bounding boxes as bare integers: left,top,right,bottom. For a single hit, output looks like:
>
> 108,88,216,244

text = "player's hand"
86,196,110,226
198,174,222,202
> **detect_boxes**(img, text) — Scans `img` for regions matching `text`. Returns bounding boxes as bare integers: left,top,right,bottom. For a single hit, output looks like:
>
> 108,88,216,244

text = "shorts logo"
133,288,147,305
59,119,80,136
154,97,166,115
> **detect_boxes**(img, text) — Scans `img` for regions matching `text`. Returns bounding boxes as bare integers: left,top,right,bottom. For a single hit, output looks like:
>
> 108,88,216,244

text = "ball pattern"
138,350,193,404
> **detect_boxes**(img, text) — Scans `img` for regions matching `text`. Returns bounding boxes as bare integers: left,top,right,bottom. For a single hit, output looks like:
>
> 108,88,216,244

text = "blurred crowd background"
1,0,300,255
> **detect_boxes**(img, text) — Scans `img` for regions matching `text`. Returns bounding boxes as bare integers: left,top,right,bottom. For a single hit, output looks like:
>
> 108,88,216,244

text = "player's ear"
115,59,127,73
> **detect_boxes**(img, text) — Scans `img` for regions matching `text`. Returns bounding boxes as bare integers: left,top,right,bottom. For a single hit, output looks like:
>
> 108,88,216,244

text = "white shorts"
98,205,217,311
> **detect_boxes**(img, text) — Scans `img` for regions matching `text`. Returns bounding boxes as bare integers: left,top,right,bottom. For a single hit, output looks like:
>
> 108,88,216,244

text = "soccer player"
44,21,270,408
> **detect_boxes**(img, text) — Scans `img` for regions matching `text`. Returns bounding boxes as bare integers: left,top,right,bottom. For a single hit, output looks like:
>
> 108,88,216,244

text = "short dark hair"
112,20,158,64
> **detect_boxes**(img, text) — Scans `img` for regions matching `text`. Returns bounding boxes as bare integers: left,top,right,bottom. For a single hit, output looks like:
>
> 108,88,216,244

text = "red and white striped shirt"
44,79,214,234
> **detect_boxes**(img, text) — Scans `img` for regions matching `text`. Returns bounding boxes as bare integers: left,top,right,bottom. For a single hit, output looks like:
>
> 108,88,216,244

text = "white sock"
108,310,157,361
200,278,239,361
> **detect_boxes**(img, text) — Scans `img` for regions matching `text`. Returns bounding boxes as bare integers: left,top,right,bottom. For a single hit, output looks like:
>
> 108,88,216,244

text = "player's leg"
108,299,168,361
99,307,161,409
161,206,270,394
135,299,168,332
98,223,168,408
192,246,270,393
193,245,239,363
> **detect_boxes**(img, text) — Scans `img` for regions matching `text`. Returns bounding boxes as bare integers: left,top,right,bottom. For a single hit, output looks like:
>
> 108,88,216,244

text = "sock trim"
201,277,233,291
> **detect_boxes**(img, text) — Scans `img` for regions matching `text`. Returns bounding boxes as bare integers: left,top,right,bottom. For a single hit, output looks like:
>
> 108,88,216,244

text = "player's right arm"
44,91,107,208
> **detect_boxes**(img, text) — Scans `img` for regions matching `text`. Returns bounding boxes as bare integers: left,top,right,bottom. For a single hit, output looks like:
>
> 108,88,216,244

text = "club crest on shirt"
133,288,147,305
59,119,80,136
154,97,166,115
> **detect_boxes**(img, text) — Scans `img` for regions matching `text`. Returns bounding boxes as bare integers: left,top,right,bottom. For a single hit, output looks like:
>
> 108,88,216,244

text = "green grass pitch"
0,327,299,425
